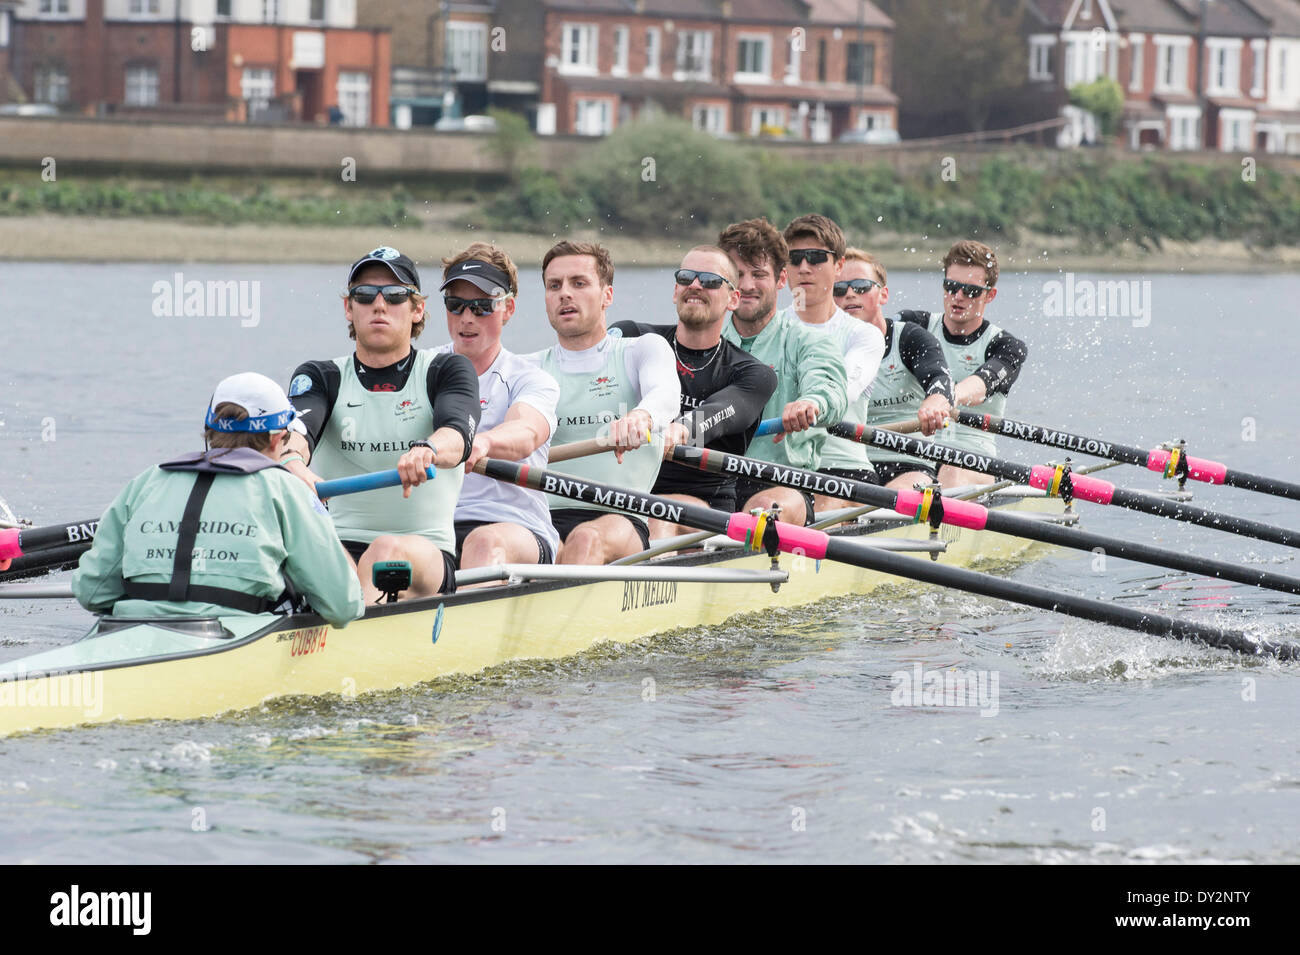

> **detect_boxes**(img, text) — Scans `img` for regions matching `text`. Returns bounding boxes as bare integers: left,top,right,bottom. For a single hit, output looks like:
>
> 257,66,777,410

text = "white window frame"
262,0,280,24
675,30,712,81
241,66,274,115
750,105,786,135
37,0,71,15
0,12,9,48
215,0,232,18
735,33,772,82
1219,108,1253,152
560,22,598,76
785,33,801,83
644,27,661,77
1154,35,1190,94
1029,35,1055,82
1205,38,1242,96
1128,33,1144,92
337,71,371,127
127,0,162,16
574,98,613,136
309,0,325,22
1250,39,1266,98
124,64,159,106
856,110,891,131
611,25,629,76
447,21,487,82
692,103,727,135
34,65,69,104
1166,104,1200,150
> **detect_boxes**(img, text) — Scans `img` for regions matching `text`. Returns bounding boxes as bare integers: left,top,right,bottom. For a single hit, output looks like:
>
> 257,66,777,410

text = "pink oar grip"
1028,466,1115,504
1145,449,1228,485
725,513,830,559
0,527,21,561
893,490,988,530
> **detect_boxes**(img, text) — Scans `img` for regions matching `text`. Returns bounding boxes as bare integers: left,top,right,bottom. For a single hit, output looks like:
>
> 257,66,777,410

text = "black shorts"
453,520,554,566
734,478,816,526
341,539,458,595
651,484,737,513
550,508,651,551
872,461,940,486
820,467,879,486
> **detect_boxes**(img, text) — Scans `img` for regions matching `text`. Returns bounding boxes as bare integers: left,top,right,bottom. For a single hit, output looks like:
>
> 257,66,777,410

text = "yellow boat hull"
0,497,1063,735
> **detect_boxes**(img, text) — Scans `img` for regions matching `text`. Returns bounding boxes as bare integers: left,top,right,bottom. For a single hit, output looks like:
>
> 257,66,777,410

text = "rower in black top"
894,240,1028,488
610,245,776,539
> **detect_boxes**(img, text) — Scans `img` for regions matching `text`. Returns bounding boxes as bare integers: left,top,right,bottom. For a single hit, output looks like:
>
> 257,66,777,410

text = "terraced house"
1026,0,1300,152
491,0,897,140
5,0,390,124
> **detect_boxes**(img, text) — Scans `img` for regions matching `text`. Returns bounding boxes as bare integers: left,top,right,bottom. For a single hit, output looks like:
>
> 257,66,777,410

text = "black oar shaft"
838,424,1300,551
821,535,1288,659
672,447,1300,597
0,543,90,582
481,458,1292,659
957,411,1300,502
0,517,101,558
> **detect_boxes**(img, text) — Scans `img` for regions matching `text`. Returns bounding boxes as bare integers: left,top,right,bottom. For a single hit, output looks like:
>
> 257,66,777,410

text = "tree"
1068,77,1124,140
876,0,1029,134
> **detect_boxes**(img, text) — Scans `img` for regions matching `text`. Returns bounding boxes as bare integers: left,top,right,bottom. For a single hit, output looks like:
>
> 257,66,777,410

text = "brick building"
492,0,897,139
356,0,492,126
9,0,390,124
1024,0,1300,152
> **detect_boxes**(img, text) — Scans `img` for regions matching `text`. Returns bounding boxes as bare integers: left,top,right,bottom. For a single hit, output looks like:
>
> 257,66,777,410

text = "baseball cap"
439,259,513,297
206,372,305,435
347,246,421,290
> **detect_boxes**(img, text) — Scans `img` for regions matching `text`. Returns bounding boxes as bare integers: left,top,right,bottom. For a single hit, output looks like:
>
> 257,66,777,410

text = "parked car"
433,114,498,133
837,128,900,145
0,103,59,117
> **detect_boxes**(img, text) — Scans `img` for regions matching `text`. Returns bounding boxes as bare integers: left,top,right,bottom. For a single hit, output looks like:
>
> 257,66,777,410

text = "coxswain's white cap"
207,372,306,435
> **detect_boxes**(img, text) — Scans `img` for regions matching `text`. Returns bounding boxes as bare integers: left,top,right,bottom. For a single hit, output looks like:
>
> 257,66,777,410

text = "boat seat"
91,616,236,640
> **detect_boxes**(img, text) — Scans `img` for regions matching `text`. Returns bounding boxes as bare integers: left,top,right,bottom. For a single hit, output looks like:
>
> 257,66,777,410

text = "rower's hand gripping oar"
951,410,1300,502
756,418,1300,552
476,456,1298,660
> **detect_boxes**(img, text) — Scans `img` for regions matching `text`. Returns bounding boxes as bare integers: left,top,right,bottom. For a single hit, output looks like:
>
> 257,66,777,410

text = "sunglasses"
349,284,413,305
788,248,835,267
674,268,735,291
444,296,503,316
833,278,880,297
943,278,993,299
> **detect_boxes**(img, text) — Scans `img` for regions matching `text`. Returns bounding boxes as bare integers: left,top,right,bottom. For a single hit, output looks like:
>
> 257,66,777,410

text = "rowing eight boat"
0,488,1069,736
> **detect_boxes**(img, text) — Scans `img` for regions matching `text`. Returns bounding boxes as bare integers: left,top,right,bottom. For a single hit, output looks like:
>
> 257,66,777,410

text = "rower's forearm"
480,421,545,461
954,375,987,406
430,427,467,468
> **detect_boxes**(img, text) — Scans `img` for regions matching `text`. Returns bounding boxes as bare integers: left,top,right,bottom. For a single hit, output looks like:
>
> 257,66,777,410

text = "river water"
0,261,1297,863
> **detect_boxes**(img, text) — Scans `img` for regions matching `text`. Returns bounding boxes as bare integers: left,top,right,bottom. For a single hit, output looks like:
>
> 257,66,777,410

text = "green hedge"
0,179,411,227
486,121,1300,248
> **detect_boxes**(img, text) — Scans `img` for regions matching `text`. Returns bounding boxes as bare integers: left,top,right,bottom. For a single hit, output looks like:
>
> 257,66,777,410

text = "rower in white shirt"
522,240,682,564
783,214,886,513
432,243,562,569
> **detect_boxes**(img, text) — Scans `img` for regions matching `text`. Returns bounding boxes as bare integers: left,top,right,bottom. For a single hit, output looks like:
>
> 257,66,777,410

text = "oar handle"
547,428,657,464
755,417,926,437
548,437,613,463
315,466,435,500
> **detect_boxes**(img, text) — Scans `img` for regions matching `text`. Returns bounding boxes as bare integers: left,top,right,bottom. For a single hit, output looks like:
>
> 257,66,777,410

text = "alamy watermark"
0,668,103,718
1042,273,1151,328
890,662,999,717
151,272,261,327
